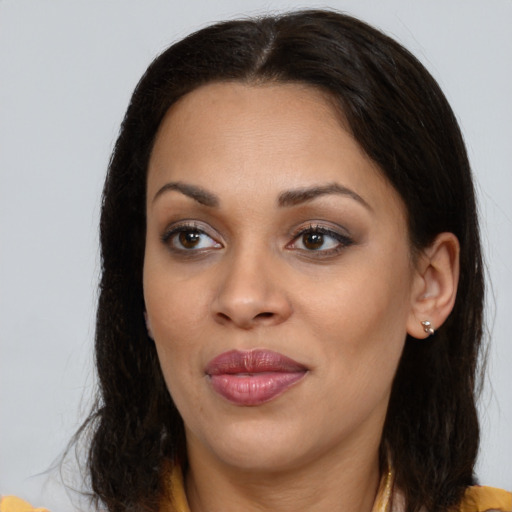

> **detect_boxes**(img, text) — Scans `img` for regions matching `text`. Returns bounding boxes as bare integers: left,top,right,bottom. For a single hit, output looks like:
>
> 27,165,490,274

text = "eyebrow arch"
152,181,219,207
278,183,372,211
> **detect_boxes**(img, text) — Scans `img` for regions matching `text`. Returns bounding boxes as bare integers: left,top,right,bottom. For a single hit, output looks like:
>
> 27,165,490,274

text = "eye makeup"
161,220,223,256
287,223,354,259
159,216,355,263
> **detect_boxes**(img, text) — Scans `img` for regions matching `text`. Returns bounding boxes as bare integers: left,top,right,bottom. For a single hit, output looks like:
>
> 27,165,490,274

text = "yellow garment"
459,485,512,512
0,496,48,512
2,471,510,512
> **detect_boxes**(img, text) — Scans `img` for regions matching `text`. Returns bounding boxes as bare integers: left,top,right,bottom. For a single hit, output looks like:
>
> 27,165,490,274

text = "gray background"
1,0,511,510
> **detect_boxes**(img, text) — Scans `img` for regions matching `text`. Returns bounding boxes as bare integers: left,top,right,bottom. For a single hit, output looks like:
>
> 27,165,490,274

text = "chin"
187,416,316,472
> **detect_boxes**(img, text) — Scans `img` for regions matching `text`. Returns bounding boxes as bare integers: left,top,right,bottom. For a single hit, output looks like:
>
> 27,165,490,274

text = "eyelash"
160,222,354,257
161,222,222,253
288,224,354,257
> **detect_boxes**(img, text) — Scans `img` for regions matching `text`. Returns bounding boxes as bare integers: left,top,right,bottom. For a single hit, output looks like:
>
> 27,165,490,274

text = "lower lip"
209,372,306,406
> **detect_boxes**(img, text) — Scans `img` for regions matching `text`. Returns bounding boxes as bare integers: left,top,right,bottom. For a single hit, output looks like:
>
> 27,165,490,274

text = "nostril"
216,312,231,322
256,312,274,319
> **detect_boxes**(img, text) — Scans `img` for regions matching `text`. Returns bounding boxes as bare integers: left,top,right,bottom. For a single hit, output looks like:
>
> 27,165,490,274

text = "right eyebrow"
152,181,219,207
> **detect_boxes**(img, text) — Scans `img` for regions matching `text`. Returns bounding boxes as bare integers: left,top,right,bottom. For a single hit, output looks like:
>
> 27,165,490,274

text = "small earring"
421,320,435,336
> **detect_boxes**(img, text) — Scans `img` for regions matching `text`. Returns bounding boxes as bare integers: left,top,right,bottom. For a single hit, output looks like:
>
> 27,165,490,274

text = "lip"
205,349,308,406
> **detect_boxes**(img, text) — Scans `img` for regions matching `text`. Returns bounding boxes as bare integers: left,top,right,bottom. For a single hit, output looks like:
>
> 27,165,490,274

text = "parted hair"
78,9,484,512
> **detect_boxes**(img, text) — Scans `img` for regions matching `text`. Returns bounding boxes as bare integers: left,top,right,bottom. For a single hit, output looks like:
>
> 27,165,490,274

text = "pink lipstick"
205,349,307,406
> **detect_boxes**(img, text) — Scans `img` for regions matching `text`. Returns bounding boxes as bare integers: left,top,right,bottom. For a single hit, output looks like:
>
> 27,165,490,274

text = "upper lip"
205,349,307,375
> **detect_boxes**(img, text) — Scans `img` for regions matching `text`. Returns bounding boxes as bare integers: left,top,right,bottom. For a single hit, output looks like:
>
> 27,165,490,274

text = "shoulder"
458,485,512,512
0,496,49,512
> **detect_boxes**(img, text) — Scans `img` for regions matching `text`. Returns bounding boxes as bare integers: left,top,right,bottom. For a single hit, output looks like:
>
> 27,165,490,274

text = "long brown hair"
77,10,484,512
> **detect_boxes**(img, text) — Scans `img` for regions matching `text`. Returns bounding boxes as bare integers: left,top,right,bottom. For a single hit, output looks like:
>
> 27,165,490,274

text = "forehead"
147,81,405,221
153,81,345,160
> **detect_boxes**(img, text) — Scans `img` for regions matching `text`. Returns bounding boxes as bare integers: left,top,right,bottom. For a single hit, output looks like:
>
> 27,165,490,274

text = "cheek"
299,250,412,385
144,251,211,333
144,274,208,409
306,265,411,344
143,259,213,386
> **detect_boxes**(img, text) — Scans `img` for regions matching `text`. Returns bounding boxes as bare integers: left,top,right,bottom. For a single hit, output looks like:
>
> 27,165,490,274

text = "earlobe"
407,232,460,340
144,311,154,339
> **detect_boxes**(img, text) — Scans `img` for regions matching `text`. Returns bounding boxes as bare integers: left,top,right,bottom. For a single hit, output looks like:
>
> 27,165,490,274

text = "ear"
144,311,154,339
406,232,460,339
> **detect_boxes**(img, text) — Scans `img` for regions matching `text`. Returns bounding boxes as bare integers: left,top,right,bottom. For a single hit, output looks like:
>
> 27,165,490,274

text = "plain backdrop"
1,0,511,510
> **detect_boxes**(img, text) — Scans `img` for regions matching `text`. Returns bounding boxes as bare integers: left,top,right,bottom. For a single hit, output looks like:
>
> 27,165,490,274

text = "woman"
2,9,510,512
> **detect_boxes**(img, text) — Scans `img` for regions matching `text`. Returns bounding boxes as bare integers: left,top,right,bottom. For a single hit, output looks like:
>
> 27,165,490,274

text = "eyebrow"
152,182,219,207
278,183,372,210
152,181,371,211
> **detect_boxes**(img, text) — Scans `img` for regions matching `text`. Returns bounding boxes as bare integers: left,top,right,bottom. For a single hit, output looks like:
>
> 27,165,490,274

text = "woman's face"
144,82,421,472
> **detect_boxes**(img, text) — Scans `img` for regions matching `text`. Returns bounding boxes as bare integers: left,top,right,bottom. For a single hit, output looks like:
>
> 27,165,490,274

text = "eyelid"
159,219,353,257
289,220,351,240
160,220,223,249
287,222,354,255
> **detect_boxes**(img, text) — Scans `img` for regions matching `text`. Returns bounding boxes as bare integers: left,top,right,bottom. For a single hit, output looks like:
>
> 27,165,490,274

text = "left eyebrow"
277,183,372,211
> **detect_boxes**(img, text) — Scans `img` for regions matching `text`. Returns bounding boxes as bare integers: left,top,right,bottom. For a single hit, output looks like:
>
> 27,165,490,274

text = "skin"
143,82,459,512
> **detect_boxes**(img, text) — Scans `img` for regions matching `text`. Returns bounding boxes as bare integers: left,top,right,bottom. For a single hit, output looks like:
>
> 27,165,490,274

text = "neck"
184,440,382,512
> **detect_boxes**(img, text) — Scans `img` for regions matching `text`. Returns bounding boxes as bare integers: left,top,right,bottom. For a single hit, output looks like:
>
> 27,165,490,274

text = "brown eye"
163,226,222,252
302,232,324,250
179,230,201,249
289,226,354,255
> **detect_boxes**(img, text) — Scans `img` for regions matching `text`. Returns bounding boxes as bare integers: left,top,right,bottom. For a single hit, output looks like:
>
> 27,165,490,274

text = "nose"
211,249,293,329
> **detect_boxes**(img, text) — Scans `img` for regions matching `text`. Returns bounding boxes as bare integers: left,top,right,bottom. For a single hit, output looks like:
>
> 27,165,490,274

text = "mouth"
205,349,308,406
